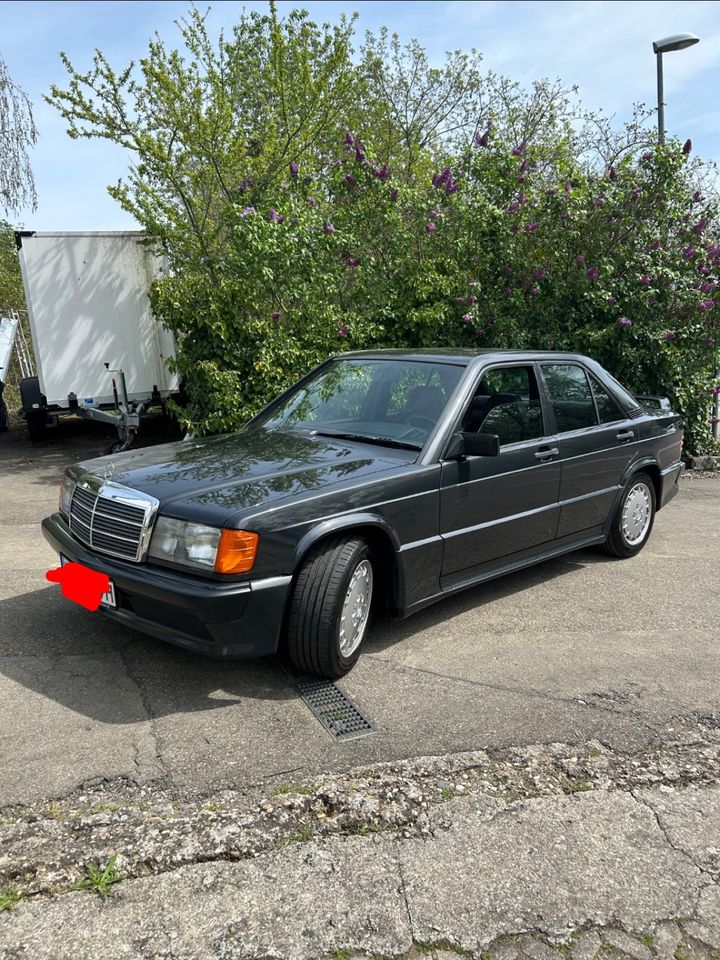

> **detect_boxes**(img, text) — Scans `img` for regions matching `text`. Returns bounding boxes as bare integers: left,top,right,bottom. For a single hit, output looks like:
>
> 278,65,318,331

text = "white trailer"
16,230,179,449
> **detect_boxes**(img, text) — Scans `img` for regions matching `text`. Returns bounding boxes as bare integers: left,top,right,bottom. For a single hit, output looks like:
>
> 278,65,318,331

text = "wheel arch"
284,515,402,611
622,458,662,510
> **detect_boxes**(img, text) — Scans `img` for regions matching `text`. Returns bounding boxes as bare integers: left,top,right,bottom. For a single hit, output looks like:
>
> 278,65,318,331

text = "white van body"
17,231,178,409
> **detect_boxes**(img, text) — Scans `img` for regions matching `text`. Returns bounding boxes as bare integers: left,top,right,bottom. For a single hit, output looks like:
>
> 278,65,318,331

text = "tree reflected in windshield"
253,358,463,448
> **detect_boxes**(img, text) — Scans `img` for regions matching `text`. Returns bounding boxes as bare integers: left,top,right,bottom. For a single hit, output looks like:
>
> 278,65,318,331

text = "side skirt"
399,529,607,618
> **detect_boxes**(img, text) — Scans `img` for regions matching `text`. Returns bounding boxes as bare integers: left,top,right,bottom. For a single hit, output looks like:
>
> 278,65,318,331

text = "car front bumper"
41,513,292,659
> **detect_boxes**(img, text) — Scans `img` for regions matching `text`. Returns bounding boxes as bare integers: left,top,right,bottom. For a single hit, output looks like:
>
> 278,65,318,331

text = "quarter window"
461,365,544,446
541,364,598,432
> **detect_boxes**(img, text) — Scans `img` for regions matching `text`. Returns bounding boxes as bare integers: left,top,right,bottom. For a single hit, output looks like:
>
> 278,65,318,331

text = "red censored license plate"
59,555,116,608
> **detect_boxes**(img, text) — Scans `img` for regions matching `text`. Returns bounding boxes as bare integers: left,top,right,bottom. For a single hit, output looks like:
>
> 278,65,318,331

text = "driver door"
439,363,562,587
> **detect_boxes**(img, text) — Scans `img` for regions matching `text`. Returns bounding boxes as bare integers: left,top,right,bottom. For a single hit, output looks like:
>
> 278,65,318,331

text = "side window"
541,364,598,432
461,365,544,446
590,374,625,424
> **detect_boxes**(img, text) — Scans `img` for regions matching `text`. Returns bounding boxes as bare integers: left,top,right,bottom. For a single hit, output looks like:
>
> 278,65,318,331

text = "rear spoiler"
634,394,672,412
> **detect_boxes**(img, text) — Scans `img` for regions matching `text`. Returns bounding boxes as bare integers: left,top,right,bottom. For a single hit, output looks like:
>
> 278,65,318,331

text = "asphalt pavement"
1,418,718,808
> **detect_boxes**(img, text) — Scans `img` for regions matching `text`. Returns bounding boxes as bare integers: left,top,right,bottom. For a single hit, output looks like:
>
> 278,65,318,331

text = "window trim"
588,371,626,425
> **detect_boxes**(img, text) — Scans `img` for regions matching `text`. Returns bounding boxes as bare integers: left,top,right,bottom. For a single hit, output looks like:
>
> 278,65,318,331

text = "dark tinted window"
590,374,625,424
461,366,544,446
542,364,598,432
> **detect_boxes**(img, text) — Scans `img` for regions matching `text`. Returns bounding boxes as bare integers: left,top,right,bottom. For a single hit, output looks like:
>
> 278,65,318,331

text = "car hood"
70,428,415,526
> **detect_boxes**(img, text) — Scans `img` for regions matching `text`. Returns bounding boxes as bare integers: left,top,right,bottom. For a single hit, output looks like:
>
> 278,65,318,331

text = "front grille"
69,482,153,562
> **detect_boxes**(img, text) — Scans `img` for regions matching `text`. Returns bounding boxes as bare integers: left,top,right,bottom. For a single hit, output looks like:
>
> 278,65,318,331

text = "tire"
20,377,47,440
602,471,656,558
0,393,8,432
286,535,374,678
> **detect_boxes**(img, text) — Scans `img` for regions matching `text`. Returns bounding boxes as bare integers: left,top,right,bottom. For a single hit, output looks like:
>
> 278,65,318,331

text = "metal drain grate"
296,678,374,741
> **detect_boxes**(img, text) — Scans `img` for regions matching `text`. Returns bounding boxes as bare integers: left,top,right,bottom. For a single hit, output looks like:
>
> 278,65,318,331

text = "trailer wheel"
108,438,132,455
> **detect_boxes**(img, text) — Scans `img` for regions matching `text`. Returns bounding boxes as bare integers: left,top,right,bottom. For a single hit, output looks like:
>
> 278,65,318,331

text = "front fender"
283,513,402,577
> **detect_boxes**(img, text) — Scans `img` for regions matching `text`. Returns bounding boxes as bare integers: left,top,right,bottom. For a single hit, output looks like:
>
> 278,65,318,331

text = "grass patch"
440,787,454,801
563,778,593,794
332,950,351,960
89,802,123,815
70,855,122,898
641,933,655,947
0,887,26,912
272,784,312,797
588,747,605,758
285,825,314,844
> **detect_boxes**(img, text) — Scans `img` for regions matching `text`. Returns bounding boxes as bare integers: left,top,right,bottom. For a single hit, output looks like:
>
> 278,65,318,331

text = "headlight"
60,474,76,517
148,517,221,570
148,517,259,574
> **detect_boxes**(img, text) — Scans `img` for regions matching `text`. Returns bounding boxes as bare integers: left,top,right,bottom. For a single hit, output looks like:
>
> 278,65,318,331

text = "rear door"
539,362,638,538
439,363,562,587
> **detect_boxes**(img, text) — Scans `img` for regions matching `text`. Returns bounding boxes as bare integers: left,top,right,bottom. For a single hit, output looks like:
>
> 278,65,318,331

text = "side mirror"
445,431,500,459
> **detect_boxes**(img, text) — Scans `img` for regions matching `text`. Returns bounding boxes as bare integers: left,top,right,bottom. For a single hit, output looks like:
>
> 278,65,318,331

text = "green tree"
0,220,24,312
0,55,37,217
47,5,719,451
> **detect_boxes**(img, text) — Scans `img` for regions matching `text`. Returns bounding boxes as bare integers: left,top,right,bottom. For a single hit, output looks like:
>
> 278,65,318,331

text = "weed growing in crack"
285,825,314,844
70,855,122,898
0,887,25,912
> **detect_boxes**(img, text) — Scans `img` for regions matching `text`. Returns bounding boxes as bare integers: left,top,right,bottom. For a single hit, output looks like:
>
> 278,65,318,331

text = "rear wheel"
286,535,374,678
602,472,656,558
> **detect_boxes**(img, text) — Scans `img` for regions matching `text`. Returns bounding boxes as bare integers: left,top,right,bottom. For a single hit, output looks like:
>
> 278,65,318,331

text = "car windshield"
253,358,464,449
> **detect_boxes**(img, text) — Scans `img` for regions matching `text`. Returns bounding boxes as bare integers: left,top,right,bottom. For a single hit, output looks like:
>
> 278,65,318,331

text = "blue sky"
1,0,718,230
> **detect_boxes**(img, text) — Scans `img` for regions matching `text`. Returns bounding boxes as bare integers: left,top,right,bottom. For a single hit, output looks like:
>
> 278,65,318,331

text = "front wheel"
602,472,656,558
286,536,374,678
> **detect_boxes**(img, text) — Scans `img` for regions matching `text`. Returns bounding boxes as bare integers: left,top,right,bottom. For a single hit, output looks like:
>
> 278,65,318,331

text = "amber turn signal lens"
214,529,259,574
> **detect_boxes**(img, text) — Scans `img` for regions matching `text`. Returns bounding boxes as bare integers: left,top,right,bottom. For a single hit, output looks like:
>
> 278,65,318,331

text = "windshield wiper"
311,430,422,451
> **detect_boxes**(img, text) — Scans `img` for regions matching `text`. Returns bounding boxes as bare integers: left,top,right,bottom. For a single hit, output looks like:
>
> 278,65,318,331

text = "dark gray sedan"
43,350,684,677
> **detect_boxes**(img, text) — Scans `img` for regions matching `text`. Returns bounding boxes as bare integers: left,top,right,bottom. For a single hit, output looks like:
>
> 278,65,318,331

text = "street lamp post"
652,33,700,143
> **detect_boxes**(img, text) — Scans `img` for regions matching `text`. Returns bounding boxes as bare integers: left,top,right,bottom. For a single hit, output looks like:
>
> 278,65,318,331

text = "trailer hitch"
69,365,147,454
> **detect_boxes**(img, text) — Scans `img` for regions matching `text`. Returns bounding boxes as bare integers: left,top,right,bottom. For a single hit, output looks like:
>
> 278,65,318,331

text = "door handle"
535,446,559,459
616,429,634,441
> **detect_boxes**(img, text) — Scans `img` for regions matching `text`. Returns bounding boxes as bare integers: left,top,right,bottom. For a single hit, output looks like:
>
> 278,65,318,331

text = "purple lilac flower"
343,131,354,148
324,222,336,234
512,142,526,157
338,323,349,337
699,264,710,275
462,314,473,323
703,337,717,347
346,257,360,267
518,160,528,175
595,196,606,207
662,331,676,341
693,190,703,203
307,196,317,207
564,182,573,193
446,180,460,195
617,316,632,327
474,129,490,147
693,218,707,234
607,295,617,306
530,286,540,297
586,266,599,281
700,282,717,294
609,165,617,181
631,187,641,199
699,300,715,311
683,139,692,155
239,205,255,218
641,151,653,161
682,245,696,260
271,311,282,320
268,208,281,223
507,201,520,214
708,245,720,259
345,174,356,187
373,164,390,182
648,240,661,251
245,177,253,186
390,188,399,202
576,254,585,266
426,222,437,233
534,268,547,280
355,144,366,163
429,209,439,220
640,275,652,285
524,222,539,232
289,161,299,178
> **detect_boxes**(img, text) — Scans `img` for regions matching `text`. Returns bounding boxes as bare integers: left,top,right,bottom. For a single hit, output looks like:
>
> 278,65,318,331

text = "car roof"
336,348,593,366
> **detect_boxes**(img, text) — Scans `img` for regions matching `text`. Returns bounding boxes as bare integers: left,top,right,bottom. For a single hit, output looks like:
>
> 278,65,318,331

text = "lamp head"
653,33,700,54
